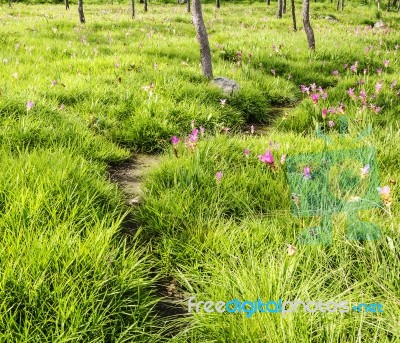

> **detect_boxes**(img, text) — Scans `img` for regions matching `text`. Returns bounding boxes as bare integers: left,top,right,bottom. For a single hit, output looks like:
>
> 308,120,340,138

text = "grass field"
0,1,399,342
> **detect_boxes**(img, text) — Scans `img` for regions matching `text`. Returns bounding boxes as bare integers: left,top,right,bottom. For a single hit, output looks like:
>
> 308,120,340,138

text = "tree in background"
187,0,190,13
144,0,148,11
291,0,297,30
277,0,283,18
216,0,220,8
191,0,213,79
132,0,135,18
78,0,85,23
303,0,315,49
66,0,69,10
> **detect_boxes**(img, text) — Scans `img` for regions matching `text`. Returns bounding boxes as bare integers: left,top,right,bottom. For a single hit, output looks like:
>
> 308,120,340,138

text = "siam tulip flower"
220,99,227,107
321,93,328,100
51,80,57,87
303,167,311,180
59,104,65,110
271,69,276,76
269,141,280,150
376,68,382,75
258,149,275,165
390,80,397,90
221,127,231,134
375,106,381,113
199,126,205,136
332,70,339,76
317,86,324,94
350,62,358,73
359,90,367,101
189,128,199,143
383,60,389,68
369,103,376,110
280,154,287,164
250,125,255,134
337,103,345,113
377,185,392,207
171,136,180,146
321,109,328,118
328,120,335,128
310,83,317,92
311,93,319,104
244,148,250,157
363,68,368,75
26,101,34,111
360,164,370,178
329,108,336,114
375,82,383,93
377,186,390,196
357,79,365,85
300,85,310,94
215,171,223,183
347,88,355,98
344,63,349,69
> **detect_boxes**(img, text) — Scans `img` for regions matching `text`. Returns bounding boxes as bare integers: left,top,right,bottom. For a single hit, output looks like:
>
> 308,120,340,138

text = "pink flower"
280,154,287,164
258,149,275,165
329,108,336,114
344,63,349,69
220,99,227,107
300,85,310,94
215,171,223,182
376,68,382,75
332,70,339,76
359,90,367,100
337,103,345,113
26,101,34,111
51,80,57,86
189,129,199,143
244,148,250,157
383,60,389,68
250,125,255,134
375,106,381,113
360,164,370,178
199,126,205,136
377,186,390,196
321,93,328,100
171,136,180,146
321,109,328,118
310,83,317,92
347,88,355,98
328,120,335,128
350,63,357,73
303,167,311,179
390,80,397,89
375,82,383,93
311,93,319,104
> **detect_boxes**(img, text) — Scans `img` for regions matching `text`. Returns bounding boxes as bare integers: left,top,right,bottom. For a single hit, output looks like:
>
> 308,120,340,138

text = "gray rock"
374,20,385,28
213,77,239,96
324,15,339,22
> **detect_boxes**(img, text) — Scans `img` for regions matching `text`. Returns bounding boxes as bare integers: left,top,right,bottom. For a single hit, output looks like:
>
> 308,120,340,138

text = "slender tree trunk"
139,0,144,3
216,0,220,8
8,0,11,7
144,0,148,11
187,0,190,12
291,0,297,31
267,0,270,5
341,0,344,10
336,0,340,10
78,0,85,23
66,0,69,10
191,0,213,79
283,0,287,13
277,0,283,17
302,0,315,50
132,0,135,17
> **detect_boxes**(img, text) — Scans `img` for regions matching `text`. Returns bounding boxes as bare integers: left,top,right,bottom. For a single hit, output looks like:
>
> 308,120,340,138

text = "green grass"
0,1,399,342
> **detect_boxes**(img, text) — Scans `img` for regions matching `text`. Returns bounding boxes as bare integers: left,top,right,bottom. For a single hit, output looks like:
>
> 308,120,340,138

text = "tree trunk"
132,0,135,17
187,0,190,12
267,0,270,5
144,0,148,11
8,0,11,7
283,0,287,13
341,0,344,10
277,0,283,17
216,0,220,8
66,0,69,10
336,0,340,10
291,0,297,31
78,0,85,23
191,0,213,79
302,0,315,50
